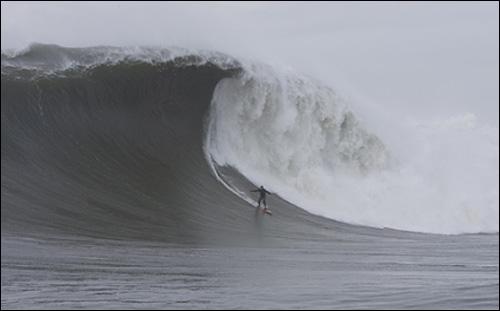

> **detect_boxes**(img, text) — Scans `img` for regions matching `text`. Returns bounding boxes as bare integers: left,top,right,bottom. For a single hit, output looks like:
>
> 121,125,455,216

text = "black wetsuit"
251,187,271,208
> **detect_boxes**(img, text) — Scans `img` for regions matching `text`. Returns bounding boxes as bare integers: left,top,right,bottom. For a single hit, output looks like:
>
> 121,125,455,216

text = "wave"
1,44,498,239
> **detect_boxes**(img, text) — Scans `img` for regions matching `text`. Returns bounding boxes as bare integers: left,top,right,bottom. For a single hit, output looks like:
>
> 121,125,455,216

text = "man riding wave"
251,185,272,213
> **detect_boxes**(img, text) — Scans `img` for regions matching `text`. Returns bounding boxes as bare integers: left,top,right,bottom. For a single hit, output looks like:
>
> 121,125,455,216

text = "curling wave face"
1,44,253,242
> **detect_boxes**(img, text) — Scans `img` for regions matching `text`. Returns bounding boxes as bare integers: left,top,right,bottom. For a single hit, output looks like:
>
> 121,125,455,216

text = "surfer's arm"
265,190,272,195
250,189,259,192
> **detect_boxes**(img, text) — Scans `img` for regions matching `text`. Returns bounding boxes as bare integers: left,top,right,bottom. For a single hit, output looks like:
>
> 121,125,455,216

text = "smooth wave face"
1,45,248,242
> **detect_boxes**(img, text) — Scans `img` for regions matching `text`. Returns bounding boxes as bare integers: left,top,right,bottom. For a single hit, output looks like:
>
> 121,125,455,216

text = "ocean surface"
1,44,498,309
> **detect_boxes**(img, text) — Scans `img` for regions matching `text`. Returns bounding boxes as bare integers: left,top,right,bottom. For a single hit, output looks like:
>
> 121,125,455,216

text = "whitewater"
205,60,498,234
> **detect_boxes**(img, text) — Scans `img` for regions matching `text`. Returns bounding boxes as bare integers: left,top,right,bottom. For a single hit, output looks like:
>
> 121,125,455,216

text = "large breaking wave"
2,44,498,238
205,63,499,234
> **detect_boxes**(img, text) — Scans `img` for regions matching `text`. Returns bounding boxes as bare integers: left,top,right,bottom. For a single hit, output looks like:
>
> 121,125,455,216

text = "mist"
2,1,498,124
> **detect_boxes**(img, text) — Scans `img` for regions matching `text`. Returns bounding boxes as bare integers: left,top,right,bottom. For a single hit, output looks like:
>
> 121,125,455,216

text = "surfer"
251,185,272,211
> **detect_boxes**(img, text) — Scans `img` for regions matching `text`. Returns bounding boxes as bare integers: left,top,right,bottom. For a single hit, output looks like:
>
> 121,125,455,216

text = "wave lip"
1,43,240,77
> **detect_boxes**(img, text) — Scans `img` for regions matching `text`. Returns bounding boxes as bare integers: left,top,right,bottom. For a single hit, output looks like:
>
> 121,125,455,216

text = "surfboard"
263,208,273,216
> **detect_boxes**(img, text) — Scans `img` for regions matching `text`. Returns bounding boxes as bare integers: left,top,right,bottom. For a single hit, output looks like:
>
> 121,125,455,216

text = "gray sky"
2,1,499,124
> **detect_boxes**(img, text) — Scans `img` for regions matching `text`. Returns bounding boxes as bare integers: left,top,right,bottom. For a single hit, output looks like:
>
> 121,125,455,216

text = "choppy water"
2,233,498,310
